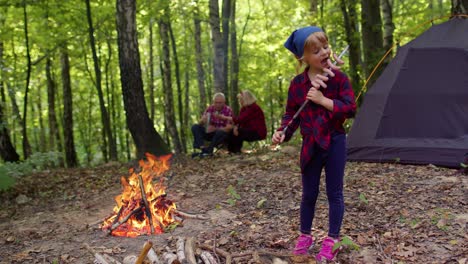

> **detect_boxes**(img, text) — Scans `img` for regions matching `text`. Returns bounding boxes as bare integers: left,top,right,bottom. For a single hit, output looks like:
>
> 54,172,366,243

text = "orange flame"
101,153,177,237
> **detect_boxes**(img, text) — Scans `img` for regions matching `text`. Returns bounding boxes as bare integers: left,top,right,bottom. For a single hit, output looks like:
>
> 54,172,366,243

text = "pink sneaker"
293,234,314,255
316,237,341,261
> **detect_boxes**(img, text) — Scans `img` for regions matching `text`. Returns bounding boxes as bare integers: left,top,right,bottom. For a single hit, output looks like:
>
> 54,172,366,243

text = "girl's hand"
311,74,329,89
272,131,285,144
307,87,325,105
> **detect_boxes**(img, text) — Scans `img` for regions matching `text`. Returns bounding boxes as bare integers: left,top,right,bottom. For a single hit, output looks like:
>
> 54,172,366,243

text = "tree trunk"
168,23,187,153
451,0,468,16
158,16,183,154
361,0,384,84
46,58,63,153
222,0,231,102
209,0,226,94
21,0,32,159
193,4,207,114
116,0,170,158
36,91,46,152
60,46,78,167
148,18,156,120
340,0,361,94
85,0,117,161
0,39,19,162
380,0,394,63
229,0,239,114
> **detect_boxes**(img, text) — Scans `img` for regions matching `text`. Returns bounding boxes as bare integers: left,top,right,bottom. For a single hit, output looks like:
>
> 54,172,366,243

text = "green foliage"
0,166,16,191
333,236,360,251
359,192,368,204
1,152,62,179
226,184,241,206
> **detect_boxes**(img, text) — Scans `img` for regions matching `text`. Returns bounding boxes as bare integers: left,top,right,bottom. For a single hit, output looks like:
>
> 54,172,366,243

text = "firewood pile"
85,236,298,264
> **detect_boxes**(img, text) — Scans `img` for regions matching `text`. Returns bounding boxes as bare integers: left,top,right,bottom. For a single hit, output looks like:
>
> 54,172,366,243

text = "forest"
0,0,467,263
0,0,458,166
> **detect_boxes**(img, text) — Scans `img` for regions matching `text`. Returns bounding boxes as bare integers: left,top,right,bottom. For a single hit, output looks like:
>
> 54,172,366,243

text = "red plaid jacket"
233,102,267,139
277,68,356,171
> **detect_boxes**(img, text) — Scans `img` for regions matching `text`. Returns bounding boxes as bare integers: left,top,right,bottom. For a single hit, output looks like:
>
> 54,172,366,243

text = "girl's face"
303,42,331,71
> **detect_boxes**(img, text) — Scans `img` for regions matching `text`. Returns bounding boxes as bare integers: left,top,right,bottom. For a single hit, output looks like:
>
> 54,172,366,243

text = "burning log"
102,154,178,237
200,251,218,264
184,237,197,264
138,175,155,234
176,237,186,263
108,205,143,234
147,248,162,264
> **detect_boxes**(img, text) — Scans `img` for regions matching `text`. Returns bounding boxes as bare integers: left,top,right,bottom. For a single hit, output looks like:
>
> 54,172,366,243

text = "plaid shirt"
278,68,356,171
205,105,233,128
233,102,267,139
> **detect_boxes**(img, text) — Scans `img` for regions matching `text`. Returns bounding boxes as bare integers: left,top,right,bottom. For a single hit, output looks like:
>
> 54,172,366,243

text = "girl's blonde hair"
296,31,329,71
238,90,257,106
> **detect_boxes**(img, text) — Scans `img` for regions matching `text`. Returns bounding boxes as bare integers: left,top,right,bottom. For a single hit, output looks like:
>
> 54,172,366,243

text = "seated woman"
220,90,267,153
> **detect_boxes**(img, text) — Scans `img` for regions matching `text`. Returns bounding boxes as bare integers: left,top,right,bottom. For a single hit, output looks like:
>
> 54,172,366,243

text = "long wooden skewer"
281,45,350,135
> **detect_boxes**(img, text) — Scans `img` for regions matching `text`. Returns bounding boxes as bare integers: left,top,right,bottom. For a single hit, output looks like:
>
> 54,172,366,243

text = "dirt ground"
0,147,466,263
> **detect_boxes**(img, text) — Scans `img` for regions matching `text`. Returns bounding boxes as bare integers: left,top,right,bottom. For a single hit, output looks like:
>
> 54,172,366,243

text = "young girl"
272,26,356,261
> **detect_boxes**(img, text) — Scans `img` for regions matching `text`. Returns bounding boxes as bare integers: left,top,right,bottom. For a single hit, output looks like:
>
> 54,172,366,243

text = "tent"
347,18,468,168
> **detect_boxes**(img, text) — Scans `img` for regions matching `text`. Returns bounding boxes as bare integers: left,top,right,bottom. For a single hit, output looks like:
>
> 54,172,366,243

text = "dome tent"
347,18,468,168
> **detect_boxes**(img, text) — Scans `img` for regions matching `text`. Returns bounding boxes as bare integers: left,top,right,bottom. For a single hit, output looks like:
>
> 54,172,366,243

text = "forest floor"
0,146,466,264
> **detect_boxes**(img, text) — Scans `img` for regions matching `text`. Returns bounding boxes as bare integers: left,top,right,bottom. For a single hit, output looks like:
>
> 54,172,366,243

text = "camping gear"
347,18,468,168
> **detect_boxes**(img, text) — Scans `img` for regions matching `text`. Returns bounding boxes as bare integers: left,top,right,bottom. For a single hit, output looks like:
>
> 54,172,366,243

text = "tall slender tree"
340,0,361,94
0,36,19,162
60,45,78,167
21,0,32,159
158,8,183,154
229,0,239,114
361,0,384,84
209,0,226,94
193,3,207,114
381,0,394,66
85,0,117,161
116,0,169,158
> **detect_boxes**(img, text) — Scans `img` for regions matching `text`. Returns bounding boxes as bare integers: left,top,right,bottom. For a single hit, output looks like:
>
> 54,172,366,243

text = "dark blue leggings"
300,133,346,238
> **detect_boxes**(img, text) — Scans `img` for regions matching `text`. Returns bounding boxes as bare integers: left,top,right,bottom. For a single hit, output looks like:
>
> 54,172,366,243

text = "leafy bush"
1,151,62,179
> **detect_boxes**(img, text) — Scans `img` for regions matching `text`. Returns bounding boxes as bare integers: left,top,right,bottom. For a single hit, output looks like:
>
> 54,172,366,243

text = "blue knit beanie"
284,26,323,58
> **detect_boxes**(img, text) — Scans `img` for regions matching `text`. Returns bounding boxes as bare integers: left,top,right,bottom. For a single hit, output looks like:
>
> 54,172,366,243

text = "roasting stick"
280,45,350,136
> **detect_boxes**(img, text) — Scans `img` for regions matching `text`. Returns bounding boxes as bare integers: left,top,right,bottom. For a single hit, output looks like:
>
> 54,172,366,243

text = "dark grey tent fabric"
347,18,468,168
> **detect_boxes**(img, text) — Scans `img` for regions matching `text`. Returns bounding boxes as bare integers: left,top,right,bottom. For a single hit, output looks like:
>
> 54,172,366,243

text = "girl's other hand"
307,87,325,105
311,74,329,89
272,131,285,144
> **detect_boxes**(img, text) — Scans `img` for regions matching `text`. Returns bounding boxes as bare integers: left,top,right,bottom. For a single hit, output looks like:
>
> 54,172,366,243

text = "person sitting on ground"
191,92,233,157
218,90,267,154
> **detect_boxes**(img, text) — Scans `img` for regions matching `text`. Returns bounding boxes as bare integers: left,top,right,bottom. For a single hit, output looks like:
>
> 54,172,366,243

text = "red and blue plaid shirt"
205,105,233,128
278,68,356,171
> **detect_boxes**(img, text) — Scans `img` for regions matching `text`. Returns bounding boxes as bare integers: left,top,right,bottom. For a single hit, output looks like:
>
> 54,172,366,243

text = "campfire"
101,153,179,237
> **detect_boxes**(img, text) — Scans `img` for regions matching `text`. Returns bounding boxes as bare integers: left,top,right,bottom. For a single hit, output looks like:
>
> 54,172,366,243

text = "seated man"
191,93,233,157
219,90,267,153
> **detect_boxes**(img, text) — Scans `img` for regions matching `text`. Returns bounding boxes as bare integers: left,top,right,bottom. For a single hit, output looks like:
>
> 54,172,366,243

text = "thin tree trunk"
209,0,226,94
116,0,170,158
36,92,46,152
158,16,183,154
381,0,394,63
85,0,117,161
229,0,239,114
46,58,63,153
0,39,19,162
60,46,78,167
148,18,156,121
340,0,361,94
361,0,384,84
168,23,187,153
193,4,207,114
222,0,231,102
21,0,32,159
